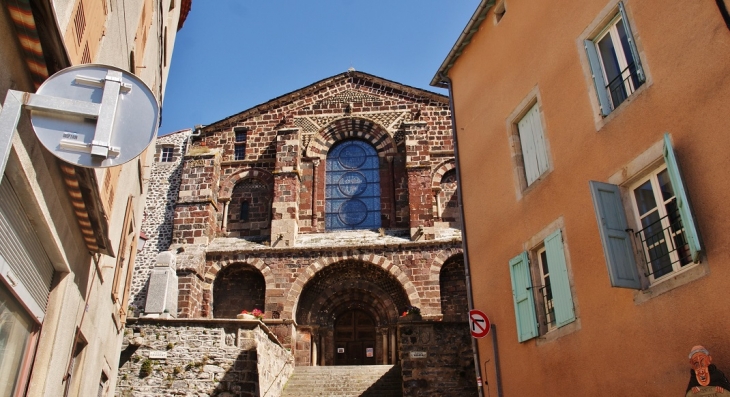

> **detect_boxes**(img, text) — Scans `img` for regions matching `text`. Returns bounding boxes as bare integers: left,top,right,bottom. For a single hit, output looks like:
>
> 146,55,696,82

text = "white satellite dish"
28,64,159,168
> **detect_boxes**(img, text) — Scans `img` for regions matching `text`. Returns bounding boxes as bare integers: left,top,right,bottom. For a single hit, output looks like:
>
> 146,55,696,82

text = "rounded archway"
296,259,410,366
212,264,265,318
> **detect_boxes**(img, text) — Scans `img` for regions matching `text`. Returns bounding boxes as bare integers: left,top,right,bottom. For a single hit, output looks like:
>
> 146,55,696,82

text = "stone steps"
281,365,402,397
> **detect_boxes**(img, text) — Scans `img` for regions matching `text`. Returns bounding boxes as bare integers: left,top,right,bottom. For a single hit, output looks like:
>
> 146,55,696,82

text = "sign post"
469,309,491,338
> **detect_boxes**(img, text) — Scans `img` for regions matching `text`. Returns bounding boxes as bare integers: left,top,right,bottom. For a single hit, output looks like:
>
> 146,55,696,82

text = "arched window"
325,140,381,230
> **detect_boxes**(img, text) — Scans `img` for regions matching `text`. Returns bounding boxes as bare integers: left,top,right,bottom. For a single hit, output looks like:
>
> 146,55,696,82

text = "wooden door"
334,310,376,365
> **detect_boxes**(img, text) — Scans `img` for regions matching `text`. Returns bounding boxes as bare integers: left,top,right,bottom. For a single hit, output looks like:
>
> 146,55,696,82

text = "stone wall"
116,319,293,397
130,130,191,313
398,321,478,397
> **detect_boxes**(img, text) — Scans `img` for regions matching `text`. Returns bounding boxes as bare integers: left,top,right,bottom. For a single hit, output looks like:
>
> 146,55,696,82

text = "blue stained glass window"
325,140,381,230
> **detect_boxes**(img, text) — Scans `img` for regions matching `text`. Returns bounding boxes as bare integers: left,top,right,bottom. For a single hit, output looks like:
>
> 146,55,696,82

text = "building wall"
444,0,730,395
0,1,187,396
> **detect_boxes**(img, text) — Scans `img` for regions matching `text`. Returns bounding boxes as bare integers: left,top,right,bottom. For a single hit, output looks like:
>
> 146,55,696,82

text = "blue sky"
159,1,481,134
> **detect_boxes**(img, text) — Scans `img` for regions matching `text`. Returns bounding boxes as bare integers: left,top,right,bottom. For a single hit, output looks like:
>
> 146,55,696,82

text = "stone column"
403,121,434,240
271,128,301,247
172,150,221,245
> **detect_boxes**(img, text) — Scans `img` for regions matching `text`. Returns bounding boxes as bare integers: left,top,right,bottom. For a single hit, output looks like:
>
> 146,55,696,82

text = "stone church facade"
127,71,472,376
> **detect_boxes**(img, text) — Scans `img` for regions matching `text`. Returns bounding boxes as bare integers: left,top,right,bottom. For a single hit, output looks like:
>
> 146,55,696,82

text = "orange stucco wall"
447,0,730,395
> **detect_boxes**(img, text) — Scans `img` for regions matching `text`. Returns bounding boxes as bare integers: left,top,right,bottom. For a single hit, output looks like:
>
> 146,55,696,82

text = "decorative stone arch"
428,248,464,285
218,167,274,201
431,160,457,189
305,117,397,159
283,253,421,319
434,252,468,322
205,258,277,318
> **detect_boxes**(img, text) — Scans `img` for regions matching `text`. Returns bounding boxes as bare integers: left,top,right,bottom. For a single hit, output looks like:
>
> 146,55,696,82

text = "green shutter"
618,2,645,83
584,40,612,116
544,230,575,327
589,181,642,289
509,252,538,342
663,133,701,262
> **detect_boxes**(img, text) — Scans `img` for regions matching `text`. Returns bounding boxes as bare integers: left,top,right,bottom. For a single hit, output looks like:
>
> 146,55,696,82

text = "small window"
584,2,645,116
234,128,247,161
494,1,506,23
240,200,250,222
160,147,173,162
516,103,549,187
509,229,575,342
590,134,702,289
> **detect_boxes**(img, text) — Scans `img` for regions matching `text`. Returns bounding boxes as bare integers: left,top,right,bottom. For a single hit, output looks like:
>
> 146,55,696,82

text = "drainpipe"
439,73,489,397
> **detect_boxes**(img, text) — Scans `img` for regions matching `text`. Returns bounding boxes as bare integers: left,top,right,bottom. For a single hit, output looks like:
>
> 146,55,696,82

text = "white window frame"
160,146,173,162
628,166,694,284
594,15,638,109
535,246,556,332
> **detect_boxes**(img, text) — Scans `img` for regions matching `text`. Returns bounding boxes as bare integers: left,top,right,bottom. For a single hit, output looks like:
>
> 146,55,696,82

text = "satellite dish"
29,64,159,168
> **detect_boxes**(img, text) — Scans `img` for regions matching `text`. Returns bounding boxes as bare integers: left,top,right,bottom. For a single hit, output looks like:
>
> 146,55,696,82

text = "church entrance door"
334,310,376,366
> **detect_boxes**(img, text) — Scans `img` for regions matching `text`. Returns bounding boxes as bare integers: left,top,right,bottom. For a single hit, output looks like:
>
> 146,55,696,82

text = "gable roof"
201,70,448,133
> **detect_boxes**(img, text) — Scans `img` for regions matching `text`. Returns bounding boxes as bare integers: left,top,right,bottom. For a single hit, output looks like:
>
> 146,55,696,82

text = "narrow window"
240,200,250,222
584,2,645,116
517,103,549,186
494,1,506,23
536,247,556,331
234,128,247,161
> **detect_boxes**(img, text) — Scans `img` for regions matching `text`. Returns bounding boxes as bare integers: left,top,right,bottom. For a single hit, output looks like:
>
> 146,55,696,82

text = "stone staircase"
280,365,402,397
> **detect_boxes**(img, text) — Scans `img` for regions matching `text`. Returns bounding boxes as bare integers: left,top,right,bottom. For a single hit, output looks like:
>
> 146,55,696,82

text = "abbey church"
119,70,477,396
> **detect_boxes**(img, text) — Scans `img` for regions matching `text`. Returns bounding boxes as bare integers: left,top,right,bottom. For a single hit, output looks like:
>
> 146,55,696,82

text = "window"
589,134,701,289
325,140,381,231
509,229,575,342
240,200,250,222
0,283,38,397
516,103,549,187
584,2,645,116
160,147,173,162
494,1,506,23
234,128,247,161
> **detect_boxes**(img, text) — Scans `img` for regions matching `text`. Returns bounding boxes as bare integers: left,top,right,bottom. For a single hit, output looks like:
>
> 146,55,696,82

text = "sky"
159,0,482,134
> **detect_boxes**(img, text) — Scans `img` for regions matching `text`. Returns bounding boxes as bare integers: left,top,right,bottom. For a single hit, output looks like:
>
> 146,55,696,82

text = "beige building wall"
436,0,730,395
0,1,187,396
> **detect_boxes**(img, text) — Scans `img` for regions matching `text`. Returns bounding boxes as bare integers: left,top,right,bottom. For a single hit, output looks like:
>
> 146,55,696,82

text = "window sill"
633,261,709,305
535,318,580,346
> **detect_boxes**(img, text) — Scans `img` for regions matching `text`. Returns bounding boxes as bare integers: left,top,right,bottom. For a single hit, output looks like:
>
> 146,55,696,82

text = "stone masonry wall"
116,319,293,397
398,322,478,397
130,130,191,313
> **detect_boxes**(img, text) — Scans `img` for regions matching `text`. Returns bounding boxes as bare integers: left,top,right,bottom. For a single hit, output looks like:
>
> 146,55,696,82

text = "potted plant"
237,308,264,320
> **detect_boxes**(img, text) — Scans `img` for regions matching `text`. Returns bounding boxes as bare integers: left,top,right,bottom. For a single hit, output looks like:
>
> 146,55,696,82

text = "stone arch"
428,248,464,284
305,117,397,159
218,167,274,201
205,258,277,317
283,253,420,319
211,263,266,318
431,160,456,189
438,254,468,322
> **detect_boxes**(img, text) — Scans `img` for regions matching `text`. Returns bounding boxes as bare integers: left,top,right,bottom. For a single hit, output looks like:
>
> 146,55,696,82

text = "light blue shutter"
618,1,645,83
509,252,538,342
663,133,701,262
584,40,612,116
589,181,641,289
518,104,548,185
543,230,575,327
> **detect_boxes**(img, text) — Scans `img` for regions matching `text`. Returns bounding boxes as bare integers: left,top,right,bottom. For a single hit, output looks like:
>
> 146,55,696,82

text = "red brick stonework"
132,72,473,377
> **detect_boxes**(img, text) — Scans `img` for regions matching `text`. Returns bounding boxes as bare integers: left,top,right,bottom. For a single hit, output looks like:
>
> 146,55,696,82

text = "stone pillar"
173,150,221,245
271,128,301,247
174,245,206,318
403,121,434,240
143,251,178,317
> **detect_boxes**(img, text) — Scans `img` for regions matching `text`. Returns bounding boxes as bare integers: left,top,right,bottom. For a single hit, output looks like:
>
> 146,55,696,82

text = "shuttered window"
0,178,55,321
584,1,645,116
517,103,549,186
509,252,538,342
589,181,641,289
543,230,575,327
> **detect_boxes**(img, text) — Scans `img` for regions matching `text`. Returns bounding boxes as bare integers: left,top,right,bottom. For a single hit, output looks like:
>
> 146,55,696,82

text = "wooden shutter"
618,2,645,82
543,230,575,327
589,181,641,289
663,134,701,262
584,40,612,116
509,252,538,342
517,104,549,185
